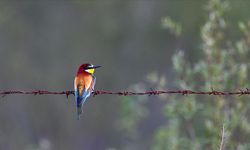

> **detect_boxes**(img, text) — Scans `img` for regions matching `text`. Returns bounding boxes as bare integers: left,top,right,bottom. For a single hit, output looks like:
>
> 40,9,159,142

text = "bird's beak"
92,65,101,69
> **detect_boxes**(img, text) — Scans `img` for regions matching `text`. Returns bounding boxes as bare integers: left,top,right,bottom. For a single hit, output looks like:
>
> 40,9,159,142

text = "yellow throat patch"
86,68,95,74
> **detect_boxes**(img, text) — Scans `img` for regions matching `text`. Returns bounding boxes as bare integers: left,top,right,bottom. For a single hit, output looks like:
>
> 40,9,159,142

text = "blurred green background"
1,0,250,149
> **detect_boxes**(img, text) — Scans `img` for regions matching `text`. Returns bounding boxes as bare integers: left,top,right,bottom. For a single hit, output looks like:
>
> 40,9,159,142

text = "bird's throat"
85,69,95,74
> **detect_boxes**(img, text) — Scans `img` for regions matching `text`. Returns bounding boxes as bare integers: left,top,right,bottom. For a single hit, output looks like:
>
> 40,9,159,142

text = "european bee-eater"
74,63,101,119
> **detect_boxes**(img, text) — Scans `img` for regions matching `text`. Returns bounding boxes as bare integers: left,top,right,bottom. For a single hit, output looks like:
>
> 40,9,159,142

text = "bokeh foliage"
121,0,250,149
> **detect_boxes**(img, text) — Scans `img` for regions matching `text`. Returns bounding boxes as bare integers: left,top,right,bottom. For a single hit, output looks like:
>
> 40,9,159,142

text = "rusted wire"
0,88,250,98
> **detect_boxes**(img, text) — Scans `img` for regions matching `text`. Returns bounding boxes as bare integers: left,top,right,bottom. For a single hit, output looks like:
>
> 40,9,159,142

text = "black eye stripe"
84,64,93,69
84,67,92,69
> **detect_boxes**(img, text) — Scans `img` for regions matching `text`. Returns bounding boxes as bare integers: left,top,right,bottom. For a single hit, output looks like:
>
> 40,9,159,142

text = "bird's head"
78,63,101,74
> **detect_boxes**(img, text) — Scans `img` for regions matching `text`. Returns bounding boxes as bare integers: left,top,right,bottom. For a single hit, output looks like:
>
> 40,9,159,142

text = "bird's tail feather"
76,98,83,120
77,105,82,120
76,97,87,120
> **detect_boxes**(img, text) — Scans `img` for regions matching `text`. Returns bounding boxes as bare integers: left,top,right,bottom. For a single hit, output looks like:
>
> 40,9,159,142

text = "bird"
74,63,101,119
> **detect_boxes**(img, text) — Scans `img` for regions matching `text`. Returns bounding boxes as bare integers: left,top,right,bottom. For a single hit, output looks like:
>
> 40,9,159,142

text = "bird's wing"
90,75,96,91
74,77,78,97
74,76,87,119
74,77,82,97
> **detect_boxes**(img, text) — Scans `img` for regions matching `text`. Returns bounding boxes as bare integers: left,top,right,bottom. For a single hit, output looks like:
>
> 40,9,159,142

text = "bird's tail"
77,105,82,120
76,97,87,120
76,95,83,120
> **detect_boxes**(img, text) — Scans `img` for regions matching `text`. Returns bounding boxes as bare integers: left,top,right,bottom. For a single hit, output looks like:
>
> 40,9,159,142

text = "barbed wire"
1,88,250,98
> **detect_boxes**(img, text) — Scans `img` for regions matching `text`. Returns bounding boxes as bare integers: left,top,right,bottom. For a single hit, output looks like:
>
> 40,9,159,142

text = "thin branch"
0,88,250,98
219,124,225,150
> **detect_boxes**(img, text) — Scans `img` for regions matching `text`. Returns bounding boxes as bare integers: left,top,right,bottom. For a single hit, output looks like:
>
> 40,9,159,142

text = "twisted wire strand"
0,88,250,98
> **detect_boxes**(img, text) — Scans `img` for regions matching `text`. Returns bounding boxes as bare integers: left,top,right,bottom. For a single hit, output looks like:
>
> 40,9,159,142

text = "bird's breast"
74,73,93,92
